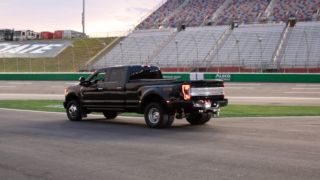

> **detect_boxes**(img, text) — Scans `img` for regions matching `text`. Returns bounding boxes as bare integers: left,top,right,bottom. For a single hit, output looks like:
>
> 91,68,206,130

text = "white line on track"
0,108,319,119
229,96,320,100
292,88,320,90
0,86,16,88
225,83,261,86
284,92,320,94
7,82,33,85
225,87,255,89
51,86,66,88
0,108,139,119
0,93,63,96
295,84,320,87
64,83,78,85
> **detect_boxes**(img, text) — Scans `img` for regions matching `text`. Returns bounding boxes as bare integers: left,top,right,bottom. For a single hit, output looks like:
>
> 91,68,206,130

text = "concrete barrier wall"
0,73,320,83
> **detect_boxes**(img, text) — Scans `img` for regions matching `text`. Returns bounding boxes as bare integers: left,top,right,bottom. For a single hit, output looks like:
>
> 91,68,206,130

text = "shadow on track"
11,116,222,142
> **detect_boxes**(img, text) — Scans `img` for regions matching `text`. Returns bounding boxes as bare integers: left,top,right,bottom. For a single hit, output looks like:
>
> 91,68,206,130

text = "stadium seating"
211,23,285,68
136,0,185,29
93,29,176,68
137,0,320,29
166,0,225,27
279,21,320,68
151,26,227,67
270,0,320,22
216,0,270,25
93,22,320,71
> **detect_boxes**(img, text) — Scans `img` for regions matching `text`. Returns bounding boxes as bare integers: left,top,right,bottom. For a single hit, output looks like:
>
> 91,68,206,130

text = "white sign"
215,74,231,81
0,40,71,58
0,44,63,54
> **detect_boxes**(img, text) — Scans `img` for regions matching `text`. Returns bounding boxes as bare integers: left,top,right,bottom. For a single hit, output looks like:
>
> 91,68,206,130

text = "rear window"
130,66,162,80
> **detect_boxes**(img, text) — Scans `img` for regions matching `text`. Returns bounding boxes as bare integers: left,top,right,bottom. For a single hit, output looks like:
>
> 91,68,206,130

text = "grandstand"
93,29,176,68
270,0,320,22
216,0,270,25
278,21,320,71
92,21,320,72
1,0,320,73
137,0,320,29
210,23,285,68
151,26,227,67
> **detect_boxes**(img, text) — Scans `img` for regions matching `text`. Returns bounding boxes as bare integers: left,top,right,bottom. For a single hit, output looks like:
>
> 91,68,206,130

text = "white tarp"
0,40,72,58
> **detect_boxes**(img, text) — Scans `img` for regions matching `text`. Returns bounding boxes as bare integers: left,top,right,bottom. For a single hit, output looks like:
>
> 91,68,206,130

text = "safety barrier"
0,72,320,83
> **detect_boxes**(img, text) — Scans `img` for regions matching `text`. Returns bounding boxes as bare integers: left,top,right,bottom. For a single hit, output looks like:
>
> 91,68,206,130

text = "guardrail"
0,72,320,83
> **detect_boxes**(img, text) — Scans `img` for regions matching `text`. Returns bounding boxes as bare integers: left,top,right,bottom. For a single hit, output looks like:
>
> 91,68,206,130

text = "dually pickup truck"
64,65,228,128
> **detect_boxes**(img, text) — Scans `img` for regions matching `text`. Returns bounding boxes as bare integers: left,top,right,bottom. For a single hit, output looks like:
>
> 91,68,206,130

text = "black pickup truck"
64,65,228,128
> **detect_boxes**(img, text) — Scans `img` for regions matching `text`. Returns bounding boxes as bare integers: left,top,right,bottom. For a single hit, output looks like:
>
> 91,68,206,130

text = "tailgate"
190,80,224,97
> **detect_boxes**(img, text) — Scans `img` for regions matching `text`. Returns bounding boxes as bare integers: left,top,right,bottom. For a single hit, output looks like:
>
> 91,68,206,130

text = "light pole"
82,0,85,35
119,42,123,65
258,37,263,72
175,41,179,72
190,34,199,71
235,39,241,72
303,31,310,73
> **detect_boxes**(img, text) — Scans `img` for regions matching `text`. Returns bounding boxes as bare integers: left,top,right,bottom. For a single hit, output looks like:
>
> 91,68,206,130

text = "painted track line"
0,108,140,119
0,108,319,120
229,96,320,100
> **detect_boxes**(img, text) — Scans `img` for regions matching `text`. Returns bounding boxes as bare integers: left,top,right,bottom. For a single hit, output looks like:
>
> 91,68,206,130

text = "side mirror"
79,76,86,84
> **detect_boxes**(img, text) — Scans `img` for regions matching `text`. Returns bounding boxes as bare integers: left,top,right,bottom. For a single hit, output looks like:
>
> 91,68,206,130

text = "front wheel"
66,100,82,121
186,113,211,125
144,103,174,129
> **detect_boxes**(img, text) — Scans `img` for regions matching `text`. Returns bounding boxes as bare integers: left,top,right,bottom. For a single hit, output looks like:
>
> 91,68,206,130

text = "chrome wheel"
68,104,78,118
148,108,160,124
66,100,82,121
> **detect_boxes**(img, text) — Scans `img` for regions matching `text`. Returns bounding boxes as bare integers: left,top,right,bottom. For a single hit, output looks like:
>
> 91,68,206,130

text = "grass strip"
0,100,319,117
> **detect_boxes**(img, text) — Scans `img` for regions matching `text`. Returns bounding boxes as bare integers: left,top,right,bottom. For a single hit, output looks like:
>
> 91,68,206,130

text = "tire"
103,111,118,119
186,113,211,125
66,100,82,121
144,102,174,129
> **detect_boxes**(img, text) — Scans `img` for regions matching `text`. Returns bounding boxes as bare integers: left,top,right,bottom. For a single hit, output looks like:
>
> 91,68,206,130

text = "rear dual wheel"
144,103,174,129
103,111,118,119
186,113,212,125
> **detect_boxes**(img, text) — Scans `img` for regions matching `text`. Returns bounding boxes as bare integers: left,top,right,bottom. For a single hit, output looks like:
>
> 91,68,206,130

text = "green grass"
0,37,116,72
0,100,65,112
0,100,320,117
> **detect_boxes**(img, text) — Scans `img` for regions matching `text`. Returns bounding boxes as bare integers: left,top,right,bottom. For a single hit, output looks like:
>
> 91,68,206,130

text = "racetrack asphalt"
1,81,320,105
0,108,319,180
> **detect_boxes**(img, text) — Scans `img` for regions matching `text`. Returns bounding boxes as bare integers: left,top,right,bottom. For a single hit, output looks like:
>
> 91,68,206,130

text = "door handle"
116,86,122,90
97,87,103,91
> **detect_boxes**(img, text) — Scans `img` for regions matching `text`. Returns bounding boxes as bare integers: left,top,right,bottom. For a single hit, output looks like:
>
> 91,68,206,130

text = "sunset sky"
0,0,161,36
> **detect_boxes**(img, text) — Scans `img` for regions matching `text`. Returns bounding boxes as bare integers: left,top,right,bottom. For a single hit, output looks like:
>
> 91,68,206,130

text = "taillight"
182,84,191,100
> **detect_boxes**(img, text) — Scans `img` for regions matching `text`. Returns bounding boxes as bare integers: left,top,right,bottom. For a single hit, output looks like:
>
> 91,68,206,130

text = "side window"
130,67,144,80
106,68,124,83
130,66,162,80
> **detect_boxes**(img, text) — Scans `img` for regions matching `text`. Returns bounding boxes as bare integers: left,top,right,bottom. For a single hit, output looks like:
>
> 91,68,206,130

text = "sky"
0,0,162,36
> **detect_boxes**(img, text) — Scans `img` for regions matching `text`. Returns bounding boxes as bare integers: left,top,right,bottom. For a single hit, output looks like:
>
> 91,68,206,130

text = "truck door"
97,67,126,111
80,70,106,109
